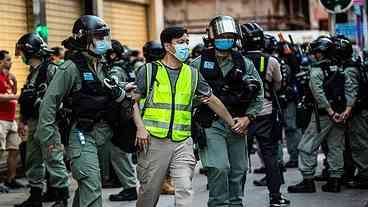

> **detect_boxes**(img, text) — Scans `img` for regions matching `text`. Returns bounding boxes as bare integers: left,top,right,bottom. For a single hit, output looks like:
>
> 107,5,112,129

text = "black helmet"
191,43,205,59
71,15,111,55
332,35,353,61
105,39,127,62
142,41,164,62
263,34,278,54
309,36,335,59
15,32,49,61
241,22,264,51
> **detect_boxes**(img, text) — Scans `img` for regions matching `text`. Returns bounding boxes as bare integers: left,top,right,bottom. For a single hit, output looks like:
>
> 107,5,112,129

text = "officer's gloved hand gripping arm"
103,76,136,102
201,94,236,129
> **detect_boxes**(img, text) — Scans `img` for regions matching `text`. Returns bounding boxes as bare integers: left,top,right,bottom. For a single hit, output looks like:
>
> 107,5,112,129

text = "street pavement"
1,152,368,207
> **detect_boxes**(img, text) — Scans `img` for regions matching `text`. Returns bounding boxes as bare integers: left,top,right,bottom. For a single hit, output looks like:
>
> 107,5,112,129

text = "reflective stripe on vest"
142,61,198,141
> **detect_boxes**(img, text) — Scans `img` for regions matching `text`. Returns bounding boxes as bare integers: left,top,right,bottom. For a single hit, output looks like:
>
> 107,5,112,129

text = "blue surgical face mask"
174,43,190,62
214,39,235,51
94,40,110,55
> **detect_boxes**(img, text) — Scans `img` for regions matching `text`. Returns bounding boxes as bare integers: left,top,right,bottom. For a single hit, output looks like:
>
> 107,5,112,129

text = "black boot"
42,187,57,203
270,194,290,207
322,178,341,193
14,187,43,207
51,187,69,207
287,179,316,193
253,176,267,186
109,187,137,201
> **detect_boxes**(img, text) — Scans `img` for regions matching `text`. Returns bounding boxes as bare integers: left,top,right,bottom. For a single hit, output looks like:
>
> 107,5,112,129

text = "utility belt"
74,112,108,132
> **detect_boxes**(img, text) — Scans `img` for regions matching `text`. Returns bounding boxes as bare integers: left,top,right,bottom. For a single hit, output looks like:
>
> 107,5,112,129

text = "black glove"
103,78,126,103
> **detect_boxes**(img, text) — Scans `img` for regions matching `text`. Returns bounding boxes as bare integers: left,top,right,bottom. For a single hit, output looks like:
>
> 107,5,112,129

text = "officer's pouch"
67,130,89,181
296,104,312,129
194,105,216,128
191,121,207,149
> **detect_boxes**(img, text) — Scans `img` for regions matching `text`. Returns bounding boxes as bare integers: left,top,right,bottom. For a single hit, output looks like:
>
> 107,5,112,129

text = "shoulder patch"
203,61,215,70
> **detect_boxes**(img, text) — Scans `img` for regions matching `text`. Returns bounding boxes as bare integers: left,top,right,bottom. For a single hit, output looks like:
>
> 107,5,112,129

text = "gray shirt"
258,56,282,116
135,62,212,99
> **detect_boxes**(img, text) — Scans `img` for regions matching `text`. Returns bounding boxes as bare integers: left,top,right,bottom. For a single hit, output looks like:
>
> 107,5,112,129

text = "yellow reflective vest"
141,61,198,141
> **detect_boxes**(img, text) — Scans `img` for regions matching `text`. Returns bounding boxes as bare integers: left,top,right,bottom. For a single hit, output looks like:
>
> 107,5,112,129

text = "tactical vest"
67,53,112,127
320,62,347,113
19,60,51,119
244,51,273,100
199,48,253,116
142,61,198,141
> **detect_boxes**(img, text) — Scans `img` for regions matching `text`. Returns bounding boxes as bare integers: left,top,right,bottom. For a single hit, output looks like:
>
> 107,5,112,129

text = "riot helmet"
263,34,278,54
332,35,353,61
191,43,205,59
71,15,111,56
106,39,126,62
309,36,335,60
207,16,241,51
142,41,164,62
15,32,50,64
241,22,264,51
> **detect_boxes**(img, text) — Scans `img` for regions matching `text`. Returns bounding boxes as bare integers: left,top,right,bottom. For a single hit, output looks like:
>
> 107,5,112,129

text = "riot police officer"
35,15,135,206
142,40,165,63
288,36,354,193
334,36,368,189
191,16,264,207
241,23,290,206
15,33,69,207
105,39,138,201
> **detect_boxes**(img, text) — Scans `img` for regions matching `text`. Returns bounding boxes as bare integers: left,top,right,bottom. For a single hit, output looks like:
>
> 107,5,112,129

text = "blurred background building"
164,0,329,33
0,0,164,100
0,0,165,171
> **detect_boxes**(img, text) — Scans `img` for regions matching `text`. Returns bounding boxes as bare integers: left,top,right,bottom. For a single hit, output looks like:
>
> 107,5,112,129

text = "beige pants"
136,137,196,207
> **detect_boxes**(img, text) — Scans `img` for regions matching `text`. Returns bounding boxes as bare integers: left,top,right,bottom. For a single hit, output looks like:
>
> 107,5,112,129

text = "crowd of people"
0,14,367,207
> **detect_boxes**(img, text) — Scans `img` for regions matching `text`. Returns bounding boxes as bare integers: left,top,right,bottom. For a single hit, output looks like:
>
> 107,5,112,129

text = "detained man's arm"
206,94,235,128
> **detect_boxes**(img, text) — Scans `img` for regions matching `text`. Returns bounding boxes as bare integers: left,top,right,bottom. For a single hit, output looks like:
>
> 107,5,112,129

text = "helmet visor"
208,16,241,39
89,27,112,55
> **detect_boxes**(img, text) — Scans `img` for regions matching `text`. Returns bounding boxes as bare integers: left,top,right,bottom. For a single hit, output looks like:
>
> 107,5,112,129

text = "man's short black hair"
160,26,188,50
0,50,9,61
